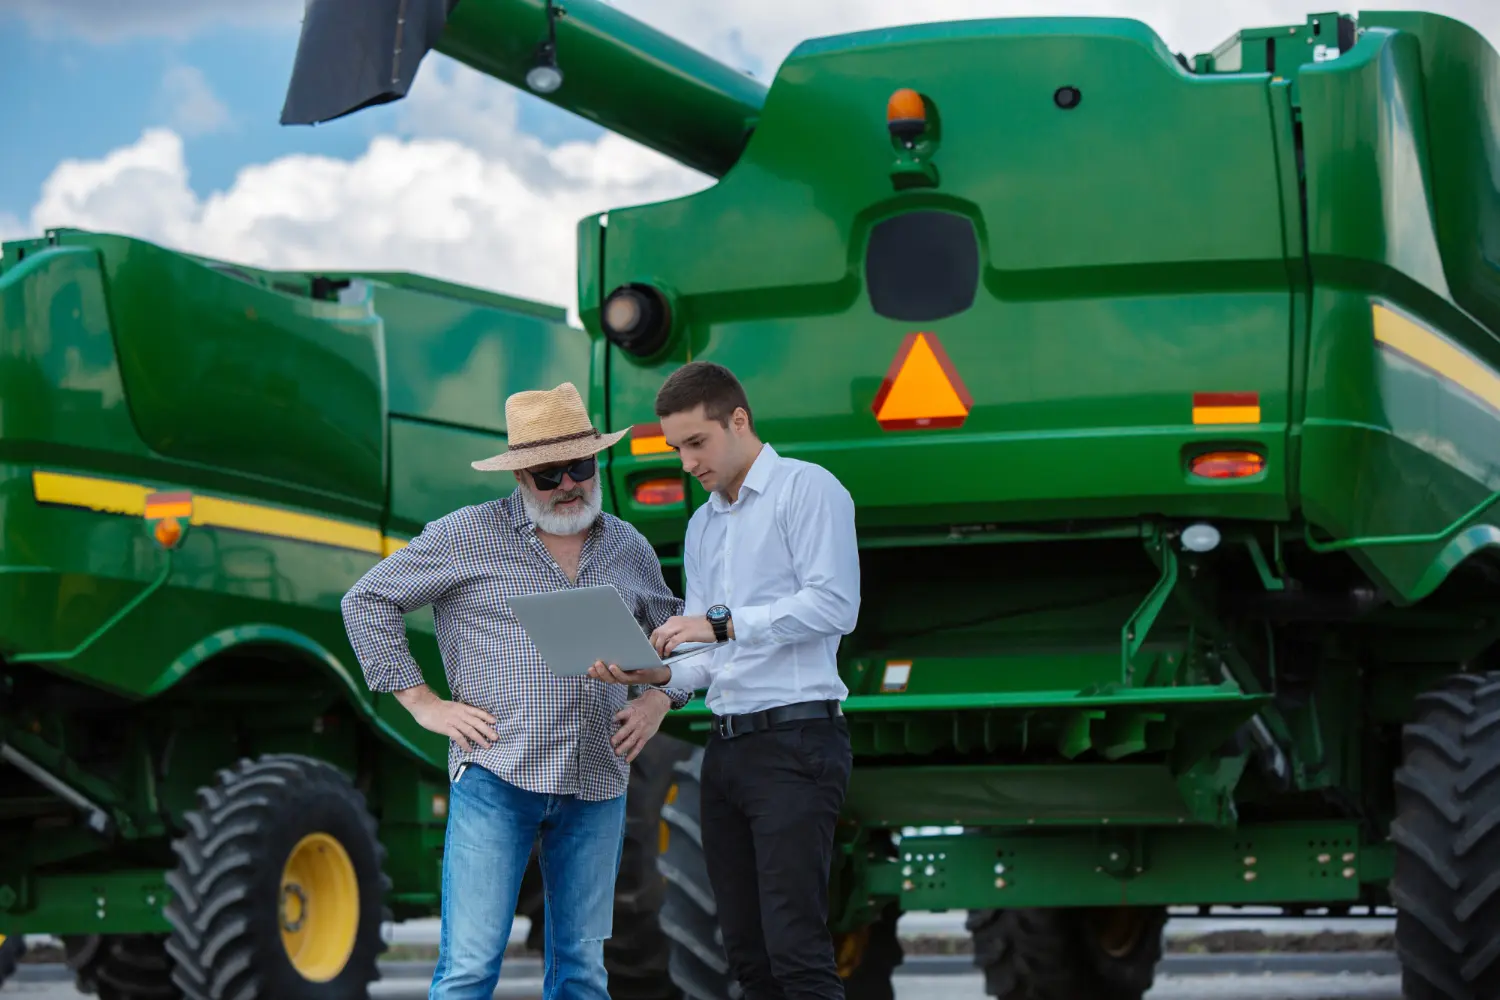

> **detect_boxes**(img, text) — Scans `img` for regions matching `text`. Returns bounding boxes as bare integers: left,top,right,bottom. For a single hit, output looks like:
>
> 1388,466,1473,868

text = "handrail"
1304,488,1500,553
11,553,174,664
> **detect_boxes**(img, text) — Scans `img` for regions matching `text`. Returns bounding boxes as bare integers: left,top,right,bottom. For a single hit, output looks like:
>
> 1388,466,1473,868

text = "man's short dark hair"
654,361,753,430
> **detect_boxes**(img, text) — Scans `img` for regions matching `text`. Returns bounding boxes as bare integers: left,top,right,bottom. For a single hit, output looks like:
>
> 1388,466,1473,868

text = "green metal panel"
370,277,589,435
598,17,1297,532
868,821,1376,910
58,230,390,514
1357,10,1500,335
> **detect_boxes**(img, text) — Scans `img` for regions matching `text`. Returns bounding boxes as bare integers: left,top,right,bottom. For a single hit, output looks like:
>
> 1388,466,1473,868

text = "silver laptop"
507,584,716,677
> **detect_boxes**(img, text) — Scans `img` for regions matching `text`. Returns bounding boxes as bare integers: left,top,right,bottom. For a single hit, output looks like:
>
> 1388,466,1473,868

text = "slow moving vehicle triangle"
872,331,974,430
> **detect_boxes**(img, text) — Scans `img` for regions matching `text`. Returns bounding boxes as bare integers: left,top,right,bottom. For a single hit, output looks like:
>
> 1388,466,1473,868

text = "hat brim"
470,426,632,472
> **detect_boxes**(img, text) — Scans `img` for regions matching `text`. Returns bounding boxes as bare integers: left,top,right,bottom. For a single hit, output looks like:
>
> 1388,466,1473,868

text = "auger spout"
279,0,767,178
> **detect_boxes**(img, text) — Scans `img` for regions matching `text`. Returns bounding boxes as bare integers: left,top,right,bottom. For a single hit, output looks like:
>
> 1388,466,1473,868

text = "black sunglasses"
528,456,597,491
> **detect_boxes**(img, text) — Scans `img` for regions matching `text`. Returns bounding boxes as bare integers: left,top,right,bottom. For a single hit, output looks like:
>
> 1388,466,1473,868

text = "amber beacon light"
887,88,927,144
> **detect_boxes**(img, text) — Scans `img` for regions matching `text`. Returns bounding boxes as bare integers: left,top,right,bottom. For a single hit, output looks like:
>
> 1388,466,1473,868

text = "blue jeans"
429,763,627,1000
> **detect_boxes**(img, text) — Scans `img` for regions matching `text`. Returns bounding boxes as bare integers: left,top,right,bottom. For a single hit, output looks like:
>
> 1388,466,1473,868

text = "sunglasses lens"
531,456,596,490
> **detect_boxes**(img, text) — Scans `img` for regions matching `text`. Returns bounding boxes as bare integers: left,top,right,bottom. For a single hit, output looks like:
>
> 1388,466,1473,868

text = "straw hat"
471,382,630,472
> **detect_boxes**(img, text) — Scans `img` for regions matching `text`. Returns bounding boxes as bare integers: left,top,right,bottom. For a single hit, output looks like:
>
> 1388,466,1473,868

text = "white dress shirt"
667,442,861,716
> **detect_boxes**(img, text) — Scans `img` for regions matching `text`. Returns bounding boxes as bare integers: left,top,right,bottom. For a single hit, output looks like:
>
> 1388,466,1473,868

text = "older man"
340,381,692,1000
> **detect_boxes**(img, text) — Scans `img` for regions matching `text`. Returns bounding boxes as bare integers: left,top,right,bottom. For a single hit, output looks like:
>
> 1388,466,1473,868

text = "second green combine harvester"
284,3,1500,998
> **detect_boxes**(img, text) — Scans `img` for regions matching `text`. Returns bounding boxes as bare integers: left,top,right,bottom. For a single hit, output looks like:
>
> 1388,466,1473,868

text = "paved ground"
378,906,1400,947
6,907,1404,998
0,971,1405,999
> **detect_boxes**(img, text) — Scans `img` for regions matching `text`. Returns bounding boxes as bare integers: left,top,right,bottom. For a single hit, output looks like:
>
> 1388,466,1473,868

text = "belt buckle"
714,714,732,739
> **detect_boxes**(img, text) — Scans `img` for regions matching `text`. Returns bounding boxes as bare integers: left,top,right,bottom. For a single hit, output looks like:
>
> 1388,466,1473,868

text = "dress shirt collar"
709,441,778,513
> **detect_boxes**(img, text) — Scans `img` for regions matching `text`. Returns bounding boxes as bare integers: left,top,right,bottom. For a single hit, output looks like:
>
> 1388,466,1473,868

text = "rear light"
1190,451,1265,479
634,477,684,505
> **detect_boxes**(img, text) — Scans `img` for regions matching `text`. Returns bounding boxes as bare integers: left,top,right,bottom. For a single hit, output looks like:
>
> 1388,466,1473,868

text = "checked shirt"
341,491,695,800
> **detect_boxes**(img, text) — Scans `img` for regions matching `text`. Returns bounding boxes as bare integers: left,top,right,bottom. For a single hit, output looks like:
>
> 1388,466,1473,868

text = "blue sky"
0,4,603,230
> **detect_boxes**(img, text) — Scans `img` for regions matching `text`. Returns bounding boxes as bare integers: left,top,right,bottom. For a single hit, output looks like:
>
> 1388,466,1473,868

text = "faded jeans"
429,763,626,1000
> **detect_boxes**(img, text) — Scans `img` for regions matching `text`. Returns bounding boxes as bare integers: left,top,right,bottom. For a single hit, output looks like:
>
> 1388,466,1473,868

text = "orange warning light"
629,422,674,456
871,332,974,431
887,88,927,144
887,88,926,124
154,518,184,548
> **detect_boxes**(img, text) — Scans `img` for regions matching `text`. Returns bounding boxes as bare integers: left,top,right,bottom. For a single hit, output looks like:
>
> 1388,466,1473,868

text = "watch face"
707,605,729,622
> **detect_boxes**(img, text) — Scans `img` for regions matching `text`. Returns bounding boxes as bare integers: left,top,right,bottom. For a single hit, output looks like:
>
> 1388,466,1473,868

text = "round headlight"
600,284,671,356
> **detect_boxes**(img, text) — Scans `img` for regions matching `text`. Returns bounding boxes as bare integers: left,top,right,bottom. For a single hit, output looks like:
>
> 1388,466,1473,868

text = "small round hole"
1054,86,1082,109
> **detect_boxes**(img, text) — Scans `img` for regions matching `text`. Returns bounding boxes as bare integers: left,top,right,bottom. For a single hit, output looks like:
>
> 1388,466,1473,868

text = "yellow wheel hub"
280,832,359,982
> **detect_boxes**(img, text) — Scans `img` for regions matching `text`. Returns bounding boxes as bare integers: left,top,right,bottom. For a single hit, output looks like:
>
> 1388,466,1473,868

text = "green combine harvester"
2,1,1498,998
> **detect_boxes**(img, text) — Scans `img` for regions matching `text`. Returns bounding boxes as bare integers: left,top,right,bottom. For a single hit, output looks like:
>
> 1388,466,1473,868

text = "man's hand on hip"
612,689,671,763
394,684,498,752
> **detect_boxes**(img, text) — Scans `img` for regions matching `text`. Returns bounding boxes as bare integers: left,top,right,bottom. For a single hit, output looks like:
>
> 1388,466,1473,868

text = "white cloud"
20,61,711,318
12,0,1500,320
157,66,233,137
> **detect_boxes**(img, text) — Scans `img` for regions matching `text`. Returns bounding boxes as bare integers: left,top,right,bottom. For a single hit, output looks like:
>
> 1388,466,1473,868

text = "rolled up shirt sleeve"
732,466,860,648
341,518,457,693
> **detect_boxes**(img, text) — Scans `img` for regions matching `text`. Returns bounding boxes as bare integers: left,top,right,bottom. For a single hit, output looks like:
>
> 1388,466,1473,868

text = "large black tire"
0,934,25,986
163,753,391,1000
607,733,694,1000
1391,670,1500,999
966,905,1167,1000
656,745,898,1000
62,934,179,999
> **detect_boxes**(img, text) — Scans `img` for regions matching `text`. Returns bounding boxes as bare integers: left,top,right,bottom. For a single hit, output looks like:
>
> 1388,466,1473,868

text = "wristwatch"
706,605,732,643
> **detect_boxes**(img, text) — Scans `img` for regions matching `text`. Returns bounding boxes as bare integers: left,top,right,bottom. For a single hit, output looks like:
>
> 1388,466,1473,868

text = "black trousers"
700,713,853,1000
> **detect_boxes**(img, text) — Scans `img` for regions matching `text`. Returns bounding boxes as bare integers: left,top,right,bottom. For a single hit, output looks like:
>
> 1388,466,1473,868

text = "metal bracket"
0,743,115,839
1122,532,1180,680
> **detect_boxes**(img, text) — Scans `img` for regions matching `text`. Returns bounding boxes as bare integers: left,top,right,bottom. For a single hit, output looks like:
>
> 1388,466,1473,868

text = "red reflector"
634,478,684,505
1190,451,1265,479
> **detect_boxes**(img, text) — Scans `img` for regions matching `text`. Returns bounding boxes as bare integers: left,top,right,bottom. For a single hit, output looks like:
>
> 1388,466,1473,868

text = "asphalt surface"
0,970,1405,999
5,907,1405,998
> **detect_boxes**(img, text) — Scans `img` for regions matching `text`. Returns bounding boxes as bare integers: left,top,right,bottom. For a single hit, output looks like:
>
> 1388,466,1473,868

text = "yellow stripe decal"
190,496,383,554
32,470,393,556
1192,405,1262,425
33,471,151,516
1373,303,1500,411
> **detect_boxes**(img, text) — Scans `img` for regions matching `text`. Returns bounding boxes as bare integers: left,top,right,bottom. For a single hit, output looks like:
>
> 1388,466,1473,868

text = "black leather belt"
709,699,842,739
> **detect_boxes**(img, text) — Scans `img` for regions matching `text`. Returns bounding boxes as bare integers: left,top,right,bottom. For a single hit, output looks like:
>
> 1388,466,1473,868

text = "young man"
590,361,862,999
341,382,691,1000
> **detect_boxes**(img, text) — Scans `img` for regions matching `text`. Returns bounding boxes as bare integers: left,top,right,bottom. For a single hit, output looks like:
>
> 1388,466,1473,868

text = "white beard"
519,478,603,536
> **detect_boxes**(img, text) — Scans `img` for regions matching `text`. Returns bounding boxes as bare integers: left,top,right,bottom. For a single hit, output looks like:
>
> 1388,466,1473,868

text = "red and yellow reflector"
1190,451,1266,479
634,477,685,506
629,422,673,456
1192,392,1261,425
144,490,193,520
872,332,974,431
